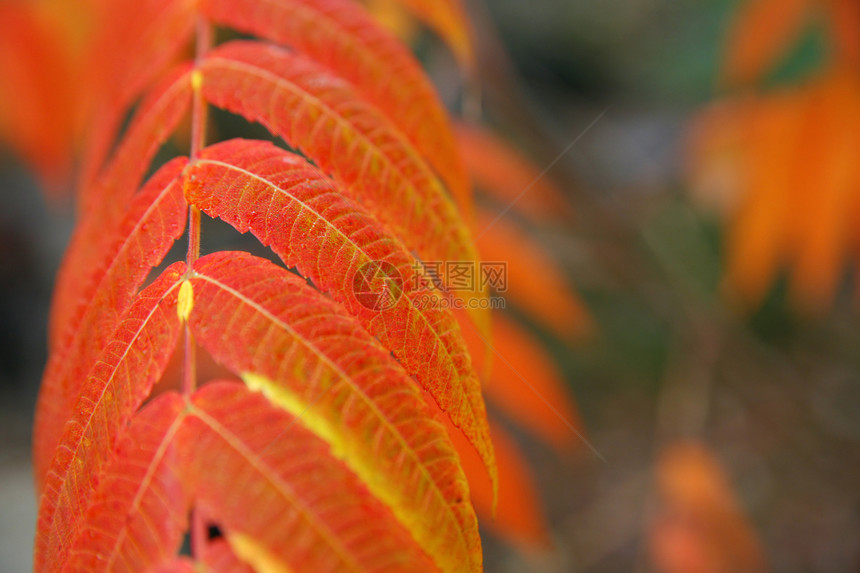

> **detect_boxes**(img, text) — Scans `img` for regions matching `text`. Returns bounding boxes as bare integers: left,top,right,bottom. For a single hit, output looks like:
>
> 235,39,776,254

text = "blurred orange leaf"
457,122,572,223
823,0,860,65
475,207,591,338
365,0,420,43
722,0,811,86
460,310,584,454
690,68,860,312
450,418,553,552
0,1,77,191
649,441,768,573
386,0,474,68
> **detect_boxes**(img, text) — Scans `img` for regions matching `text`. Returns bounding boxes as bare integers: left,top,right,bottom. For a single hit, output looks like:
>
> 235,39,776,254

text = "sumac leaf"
198,41,480,284
35,264,185,572
34,160,187,489
178,381,442,572
186,252,485,571
66,392,190,572
183,139,494,492
201,0,471,213
474,208,590,340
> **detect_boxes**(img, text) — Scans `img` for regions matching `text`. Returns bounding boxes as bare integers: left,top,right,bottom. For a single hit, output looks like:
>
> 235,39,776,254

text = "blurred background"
2,0,859,571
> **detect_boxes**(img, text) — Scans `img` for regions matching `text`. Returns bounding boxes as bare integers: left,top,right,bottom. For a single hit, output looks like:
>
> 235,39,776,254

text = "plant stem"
186,16,212,563
182,16,210,397
186,17,211,267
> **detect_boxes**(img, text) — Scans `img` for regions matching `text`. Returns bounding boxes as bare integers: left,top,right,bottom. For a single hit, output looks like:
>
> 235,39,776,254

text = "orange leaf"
475,208,591,339
693,68,860,312
33,160,187,488
722,0,811,86
187,252,485,572
199,42,481,287
456,122,572,223
49,71,192,349
386,0,475,69
78,0,195,189
184,140,494,500
462,311,584,454
784,71,860,311
450,418,552,552
35,264,185,572
364,0,421,44
684,98,752,216
824,0,860,65
0,2,76,188
721,89,807,309
201,0,471,215
179,381,441,572
66,392,190,572
649,441,768,573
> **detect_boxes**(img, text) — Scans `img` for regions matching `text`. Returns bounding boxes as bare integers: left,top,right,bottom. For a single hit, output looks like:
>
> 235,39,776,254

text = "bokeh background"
2,0,859,571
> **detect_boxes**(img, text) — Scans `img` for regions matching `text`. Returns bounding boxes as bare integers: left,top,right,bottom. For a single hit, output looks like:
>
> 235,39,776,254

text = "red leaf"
0,2,76,188
34,160,187,489
79,66,194,228
198,41,481,286
29,0,511,565
35,264,185,572
78,0,195,190
66,392,190,572
50,71,193,350
200,0,471,215
186,251,486,571
184,139,493,492
178,381,442,572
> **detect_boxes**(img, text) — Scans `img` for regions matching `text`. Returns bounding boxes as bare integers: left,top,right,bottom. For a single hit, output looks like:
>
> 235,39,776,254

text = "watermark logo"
411,292,507,311
352,260,403,311
410,260,508,293
352,259,508,311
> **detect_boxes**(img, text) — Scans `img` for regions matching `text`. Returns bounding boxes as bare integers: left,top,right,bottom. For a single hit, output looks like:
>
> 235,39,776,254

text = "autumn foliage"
3,0,810,569
649,442,767,573
2,0,593,570
688,0,860,312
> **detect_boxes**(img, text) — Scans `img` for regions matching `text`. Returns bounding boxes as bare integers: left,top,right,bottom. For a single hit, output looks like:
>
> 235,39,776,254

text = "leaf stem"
183,15,211,397
187,17,211,267
186,15,213,565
